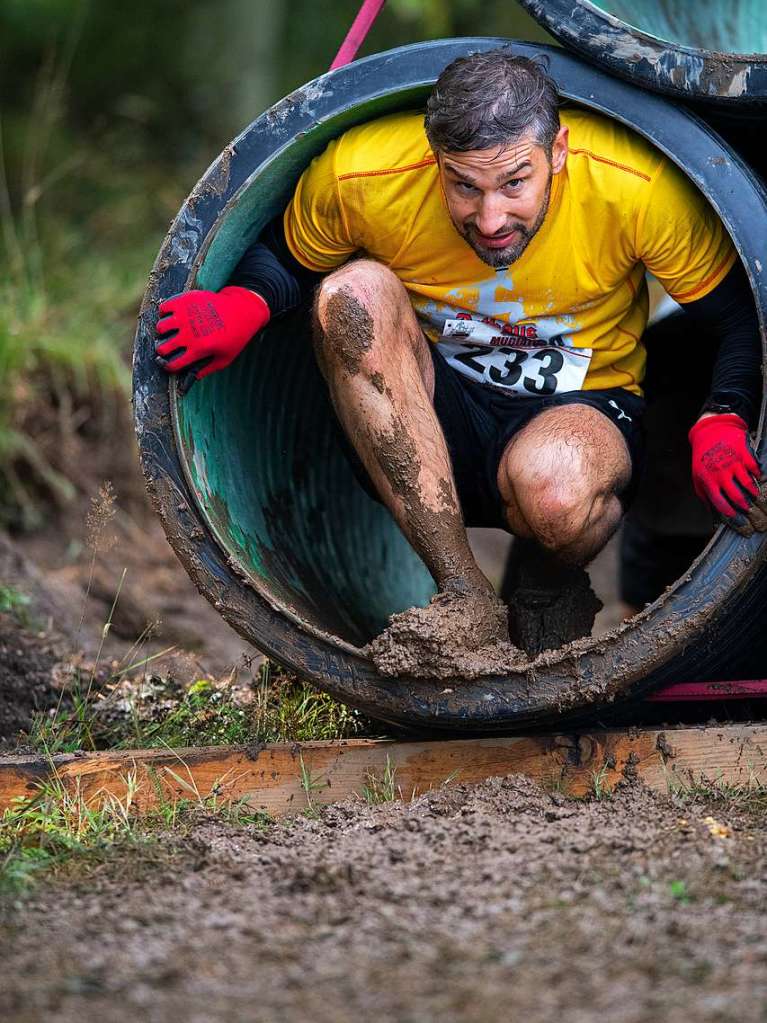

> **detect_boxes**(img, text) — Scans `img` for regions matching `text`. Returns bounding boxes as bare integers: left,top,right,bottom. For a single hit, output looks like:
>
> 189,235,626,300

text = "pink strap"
648,678,767,702
330,0,387,69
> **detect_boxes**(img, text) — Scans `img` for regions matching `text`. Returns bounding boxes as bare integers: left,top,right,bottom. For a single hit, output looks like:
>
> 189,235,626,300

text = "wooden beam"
2,726,766,817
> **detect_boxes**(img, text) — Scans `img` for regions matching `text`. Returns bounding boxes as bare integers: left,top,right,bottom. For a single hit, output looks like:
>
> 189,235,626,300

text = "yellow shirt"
284,108,736,397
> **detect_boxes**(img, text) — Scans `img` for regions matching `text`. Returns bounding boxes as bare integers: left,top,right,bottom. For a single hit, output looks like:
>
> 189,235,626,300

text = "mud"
4,775,767,1022
317,283,493,615
319,287,374,377
373,414,492,598
365,588,523,679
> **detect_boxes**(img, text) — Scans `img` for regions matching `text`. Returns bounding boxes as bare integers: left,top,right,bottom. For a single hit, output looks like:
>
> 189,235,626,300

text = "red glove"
689,413,760,521
154,286,270,382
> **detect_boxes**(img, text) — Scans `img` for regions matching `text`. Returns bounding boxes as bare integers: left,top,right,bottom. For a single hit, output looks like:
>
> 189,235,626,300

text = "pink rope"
330,0,387,69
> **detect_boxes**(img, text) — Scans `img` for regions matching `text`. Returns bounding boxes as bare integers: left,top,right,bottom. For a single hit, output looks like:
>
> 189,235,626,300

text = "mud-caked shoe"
501,539,602,657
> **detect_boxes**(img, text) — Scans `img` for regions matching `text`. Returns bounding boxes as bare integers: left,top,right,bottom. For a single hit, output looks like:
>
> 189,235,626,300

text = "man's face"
438,125,568,268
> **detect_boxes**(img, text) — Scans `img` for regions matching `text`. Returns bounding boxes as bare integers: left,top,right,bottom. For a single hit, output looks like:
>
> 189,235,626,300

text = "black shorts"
340,343,646,530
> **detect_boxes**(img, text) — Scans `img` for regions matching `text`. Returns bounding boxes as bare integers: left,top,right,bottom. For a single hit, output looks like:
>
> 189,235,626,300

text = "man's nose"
475,195,510,236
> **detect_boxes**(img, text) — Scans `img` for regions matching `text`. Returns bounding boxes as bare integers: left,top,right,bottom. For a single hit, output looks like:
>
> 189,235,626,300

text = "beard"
458,177,552,269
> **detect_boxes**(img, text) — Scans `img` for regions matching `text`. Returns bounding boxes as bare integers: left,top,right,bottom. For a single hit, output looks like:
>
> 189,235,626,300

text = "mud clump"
364,589,525,680
507,568,603,657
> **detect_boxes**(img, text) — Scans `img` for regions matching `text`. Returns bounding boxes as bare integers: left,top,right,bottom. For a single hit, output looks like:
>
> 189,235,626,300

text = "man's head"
425,49,568,268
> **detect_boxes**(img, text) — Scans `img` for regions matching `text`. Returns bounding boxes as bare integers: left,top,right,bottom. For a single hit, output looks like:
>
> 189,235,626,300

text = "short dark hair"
425,49,560,155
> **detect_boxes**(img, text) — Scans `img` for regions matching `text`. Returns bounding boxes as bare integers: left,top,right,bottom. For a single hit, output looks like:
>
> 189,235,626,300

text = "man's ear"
551,125,569,175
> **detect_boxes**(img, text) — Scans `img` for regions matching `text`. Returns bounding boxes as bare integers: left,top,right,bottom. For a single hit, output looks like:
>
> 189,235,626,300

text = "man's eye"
456,182,477,194
504,178,523,190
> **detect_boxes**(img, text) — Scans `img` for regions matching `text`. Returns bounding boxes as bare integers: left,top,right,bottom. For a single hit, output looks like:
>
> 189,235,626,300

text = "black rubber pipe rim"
517,0,767,108
133,38,767,733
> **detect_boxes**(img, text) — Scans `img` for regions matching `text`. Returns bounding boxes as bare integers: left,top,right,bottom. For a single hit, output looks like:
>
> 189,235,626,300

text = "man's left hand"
689,413,767,536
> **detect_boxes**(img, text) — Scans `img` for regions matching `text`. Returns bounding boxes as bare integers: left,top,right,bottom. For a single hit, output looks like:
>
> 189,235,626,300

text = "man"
154,49,765,677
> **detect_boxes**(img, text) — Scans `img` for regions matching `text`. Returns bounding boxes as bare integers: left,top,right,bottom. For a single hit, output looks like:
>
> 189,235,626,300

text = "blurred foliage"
0,0,551,527
0,0,552,192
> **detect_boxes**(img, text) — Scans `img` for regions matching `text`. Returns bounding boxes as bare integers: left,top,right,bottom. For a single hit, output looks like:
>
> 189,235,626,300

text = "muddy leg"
313,260,512,677
497,404,629,654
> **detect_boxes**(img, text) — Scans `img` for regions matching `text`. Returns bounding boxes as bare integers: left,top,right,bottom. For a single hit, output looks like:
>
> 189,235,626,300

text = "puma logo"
608,399,631,423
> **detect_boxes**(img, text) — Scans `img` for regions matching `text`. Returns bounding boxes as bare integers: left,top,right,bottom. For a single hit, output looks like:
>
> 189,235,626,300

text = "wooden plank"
2,726,766,817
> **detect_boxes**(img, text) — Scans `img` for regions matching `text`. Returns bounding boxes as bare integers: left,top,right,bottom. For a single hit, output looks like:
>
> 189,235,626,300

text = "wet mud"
318,287,374,377
365,588,523,680
4,775,767,1023
373,415,487,594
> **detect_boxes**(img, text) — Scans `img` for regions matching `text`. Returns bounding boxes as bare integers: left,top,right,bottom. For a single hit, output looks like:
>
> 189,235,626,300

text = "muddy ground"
2,775,766,1022
0,403,258,750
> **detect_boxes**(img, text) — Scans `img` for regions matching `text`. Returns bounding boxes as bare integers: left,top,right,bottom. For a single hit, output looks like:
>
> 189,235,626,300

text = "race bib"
439,318,592,397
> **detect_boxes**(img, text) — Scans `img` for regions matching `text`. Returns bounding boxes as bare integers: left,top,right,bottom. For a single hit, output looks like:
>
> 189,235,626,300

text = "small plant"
591,763,613,801
0,584,31,623
362,755,399,805
667,768,767,816
298,754,327,815
669,879,691,905
251,661,373,743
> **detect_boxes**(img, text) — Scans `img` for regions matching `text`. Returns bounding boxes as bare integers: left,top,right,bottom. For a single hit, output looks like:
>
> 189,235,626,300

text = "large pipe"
133,39,767,732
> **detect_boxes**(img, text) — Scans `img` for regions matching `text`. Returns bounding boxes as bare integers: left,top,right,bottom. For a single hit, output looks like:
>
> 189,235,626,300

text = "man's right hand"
154,286,270,385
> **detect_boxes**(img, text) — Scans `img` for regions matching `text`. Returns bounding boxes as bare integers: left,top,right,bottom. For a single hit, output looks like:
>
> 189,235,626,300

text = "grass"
669,879,691,904
0,43,186,529
0,584,31,621
298,754,328,816
0,203,137,528
362,755,399,805
665,767,767,816
28,659,374,754
0,765,272,899
6,671,372,893
590,763,614,801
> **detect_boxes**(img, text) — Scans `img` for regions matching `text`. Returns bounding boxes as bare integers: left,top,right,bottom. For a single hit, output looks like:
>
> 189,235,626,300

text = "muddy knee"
500,406,630,559
313,260,420,376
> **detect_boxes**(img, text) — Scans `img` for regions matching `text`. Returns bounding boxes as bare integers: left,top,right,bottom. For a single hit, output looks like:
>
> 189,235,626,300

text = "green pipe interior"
595,0,767,54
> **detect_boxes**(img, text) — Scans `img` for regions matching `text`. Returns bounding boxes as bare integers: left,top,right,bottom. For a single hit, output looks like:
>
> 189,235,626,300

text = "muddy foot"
501,539,602,657
364,590,525,680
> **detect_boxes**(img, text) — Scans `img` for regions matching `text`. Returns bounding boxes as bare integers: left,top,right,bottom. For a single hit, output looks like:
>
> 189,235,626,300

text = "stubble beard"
459,175,552,269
